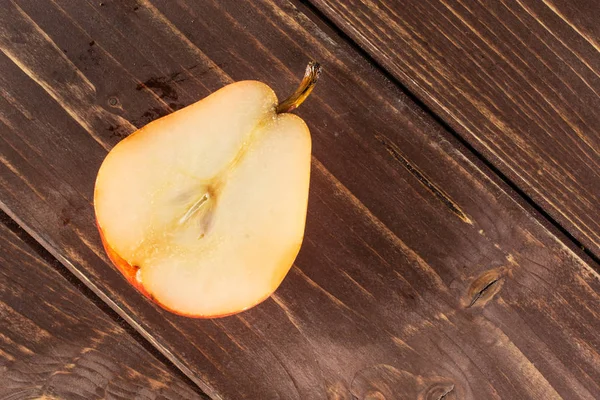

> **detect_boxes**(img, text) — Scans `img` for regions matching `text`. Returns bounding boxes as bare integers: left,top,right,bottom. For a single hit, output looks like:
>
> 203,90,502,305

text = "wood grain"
1,0,599,398
308,0,600,257
0,213,206,399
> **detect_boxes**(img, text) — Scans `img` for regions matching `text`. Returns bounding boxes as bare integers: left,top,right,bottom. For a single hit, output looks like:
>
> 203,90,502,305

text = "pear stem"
276,61,322,114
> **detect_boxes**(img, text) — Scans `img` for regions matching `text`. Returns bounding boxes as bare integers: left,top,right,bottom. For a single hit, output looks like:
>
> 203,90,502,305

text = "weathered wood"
309,0,600,257
0,213,206,399
0,0,599,398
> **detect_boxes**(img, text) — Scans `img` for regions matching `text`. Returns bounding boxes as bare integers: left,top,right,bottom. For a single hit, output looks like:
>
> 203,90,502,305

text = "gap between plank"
298,0,600,268
0,210,211,400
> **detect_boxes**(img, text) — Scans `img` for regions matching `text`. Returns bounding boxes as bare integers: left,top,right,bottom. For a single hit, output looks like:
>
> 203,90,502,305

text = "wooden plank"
308,0,600,257
0,0,599,398
0,213,206,399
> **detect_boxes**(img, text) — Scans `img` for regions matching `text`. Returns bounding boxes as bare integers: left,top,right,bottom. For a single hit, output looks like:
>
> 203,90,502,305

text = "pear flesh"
95,80,312,317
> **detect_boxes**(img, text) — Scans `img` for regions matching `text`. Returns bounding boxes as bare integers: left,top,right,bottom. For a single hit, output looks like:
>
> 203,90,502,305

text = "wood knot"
420,382,456,400
465,268,506,308
107,96,119,107
351,364,457,400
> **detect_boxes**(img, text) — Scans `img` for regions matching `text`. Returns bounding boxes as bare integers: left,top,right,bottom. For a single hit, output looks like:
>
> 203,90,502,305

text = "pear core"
94,81,312,317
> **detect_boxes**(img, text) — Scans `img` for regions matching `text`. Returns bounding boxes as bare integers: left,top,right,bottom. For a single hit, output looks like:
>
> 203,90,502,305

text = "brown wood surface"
0,0,599,399
309,0,600,257
0,213,206,399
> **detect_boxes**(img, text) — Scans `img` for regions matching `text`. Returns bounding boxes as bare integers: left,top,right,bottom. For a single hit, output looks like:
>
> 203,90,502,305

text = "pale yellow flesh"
94,81,311,317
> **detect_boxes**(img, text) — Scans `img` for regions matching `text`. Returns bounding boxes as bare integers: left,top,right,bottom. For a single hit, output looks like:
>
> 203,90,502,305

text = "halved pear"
95,63,320,317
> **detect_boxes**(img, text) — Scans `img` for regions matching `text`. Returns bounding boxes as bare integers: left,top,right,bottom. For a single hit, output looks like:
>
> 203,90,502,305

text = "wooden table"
1,1,598,398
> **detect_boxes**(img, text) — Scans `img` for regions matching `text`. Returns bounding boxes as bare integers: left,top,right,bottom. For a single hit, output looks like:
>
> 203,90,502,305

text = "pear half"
95,63,320,317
